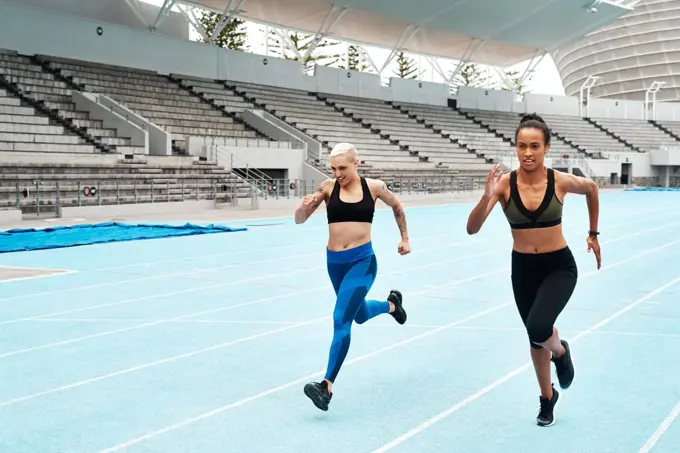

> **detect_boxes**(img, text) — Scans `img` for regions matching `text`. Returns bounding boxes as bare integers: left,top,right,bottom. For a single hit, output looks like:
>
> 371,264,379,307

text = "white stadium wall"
554,0,680,104
2,0,679,188
1,0,680,122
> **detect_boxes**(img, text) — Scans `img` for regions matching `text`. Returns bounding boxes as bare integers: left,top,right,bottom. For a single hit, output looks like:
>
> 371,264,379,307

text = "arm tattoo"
382,182,408,239
394,206,408,238
312,179,332,206
318,179,333,192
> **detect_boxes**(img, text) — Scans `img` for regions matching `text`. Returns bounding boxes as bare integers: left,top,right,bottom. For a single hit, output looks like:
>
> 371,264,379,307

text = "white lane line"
95,237,680,453
0,268,506,409
639,397,680,452
370,274,680,452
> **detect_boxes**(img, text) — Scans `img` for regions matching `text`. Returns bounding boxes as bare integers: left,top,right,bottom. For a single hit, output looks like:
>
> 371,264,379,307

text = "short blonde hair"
330,142,358,159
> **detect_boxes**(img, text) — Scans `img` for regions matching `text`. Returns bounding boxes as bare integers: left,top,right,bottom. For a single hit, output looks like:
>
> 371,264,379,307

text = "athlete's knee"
332,309,353,338
353,305,369,324
526,319,553,346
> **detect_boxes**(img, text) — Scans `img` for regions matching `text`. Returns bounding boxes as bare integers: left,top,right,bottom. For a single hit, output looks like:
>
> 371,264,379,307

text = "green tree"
502,69,532,95
198,12,248,51
451,63,490,87
393,52,418,79
341,45,369,72
267,31,343,74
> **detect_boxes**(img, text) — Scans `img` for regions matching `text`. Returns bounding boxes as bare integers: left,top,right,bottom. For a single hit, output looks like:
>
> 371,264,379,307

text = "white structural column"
645,81,666,120
580,75,601,117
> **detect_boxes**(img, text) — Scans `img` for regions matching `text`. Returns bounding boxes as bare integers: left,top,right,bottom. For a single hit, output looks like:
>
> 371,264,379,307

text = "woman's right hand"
485,163,503,198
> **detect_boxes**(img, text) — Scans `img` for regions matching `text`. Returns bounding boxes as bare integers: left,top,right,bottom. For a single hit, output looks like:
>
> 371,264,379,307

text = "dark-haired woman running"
466,113,601,427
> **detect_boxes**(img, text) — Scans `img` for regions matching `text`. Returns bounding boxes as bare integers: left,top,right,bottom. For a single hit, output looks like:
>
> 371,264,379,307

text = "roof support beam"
493,66,516,91
151,0,177,31
209,0,247,44
301,5,349,61
358,46,380,74
178,4,210,41
379,24,420,74
123,0,151,28
273,28,303,60
449,38,485,85
425,57,448,83
520,50,546,85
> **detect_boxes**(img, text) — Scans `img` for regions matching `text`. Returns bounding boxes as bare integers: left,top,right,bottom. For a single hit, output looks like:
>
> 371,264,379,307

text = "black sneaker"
537,385,559,427
552,339,574,389
304,380,332,411
388,290,406,324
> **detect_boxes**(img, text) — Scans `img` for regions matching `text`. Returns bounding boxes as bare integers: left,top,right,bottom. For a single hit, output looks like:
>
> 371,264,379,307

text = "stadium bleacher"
3,48,680,217
589,117,679,153
41,56,264,154
0,53,144,155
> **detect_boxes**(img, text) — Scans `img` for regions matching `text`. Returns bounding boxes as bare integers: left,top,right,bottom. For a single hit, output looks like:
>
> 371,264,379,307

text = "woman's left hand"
587,235,601,269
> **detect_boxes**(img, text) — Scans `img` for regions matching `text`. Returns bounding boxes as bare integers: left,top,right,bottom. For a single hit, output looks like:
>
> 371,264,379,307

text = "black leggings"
511,246,578,349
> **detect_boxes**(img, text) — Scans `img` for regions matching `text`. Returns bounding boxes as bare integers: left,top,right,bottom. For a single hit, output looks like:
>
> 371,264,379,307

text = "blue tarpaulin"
0,222,247,253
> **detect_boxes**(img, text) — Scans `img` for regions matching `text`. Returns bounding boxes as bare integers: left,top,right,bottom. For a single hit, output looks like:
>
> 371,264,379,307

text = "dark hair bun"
515,112,551,145
519,113,545,125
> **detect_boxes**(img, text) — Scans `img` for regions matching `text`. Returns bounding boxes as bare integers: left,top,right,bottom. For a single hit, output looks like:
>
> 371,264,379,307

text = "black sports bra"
326,177,375,224
502,168,563,230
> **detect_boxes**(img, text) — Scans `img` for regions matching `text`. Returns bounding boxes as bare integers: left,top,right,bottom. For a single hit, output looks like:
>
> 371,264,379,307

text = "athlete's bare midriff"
510,225,568,254
327,222,372,251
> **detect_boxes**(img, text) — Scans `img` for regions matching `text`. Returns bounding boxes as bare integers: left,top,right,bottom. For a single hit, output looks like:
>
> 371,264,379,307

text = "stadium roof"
178,0,634,67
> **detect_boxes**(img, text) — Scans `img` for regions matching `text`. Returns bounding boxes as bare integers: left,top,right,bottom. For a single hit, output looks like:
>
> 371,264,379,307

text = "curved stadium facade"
554,0,680,102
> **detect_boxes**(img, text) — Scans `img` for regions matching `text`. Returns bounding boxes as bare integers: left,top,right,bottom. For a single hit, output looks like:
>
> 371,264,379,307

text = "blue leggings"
324,242,390,383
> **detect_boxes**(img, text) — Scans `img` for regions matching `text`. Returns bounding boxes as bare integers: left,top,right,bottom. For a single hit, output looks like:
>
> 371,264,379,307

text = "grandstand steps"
391,102,509,170
582,117,641,153
223,82,442,177
317,95,412,154
549,130,595,158
586,117,680,153
39,57,260,154
219,82,343,162
459,108,596,161
391,101,499,166
650,120,680,144
654,119,680,141
0,74,110,154
449,105,515,147
318,95,481,175
167,75,271,144
0,53,143,155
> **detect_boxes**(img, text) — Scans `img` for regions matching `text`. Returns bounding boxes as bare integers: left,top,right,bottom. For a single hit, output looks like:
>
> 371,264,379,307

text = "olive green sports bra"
502,168,563,230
